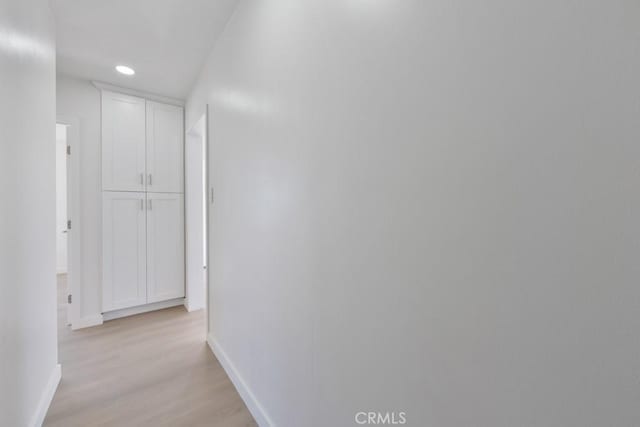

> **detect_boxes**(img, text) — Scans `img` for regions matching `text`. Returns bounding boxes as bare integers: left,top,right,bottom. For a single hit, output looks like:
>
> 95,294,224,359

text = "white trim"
91,81,185,107
71,314,104,330
184,300,204,313
29,363,61,427
207,334,273,427
203,104,210,337
56,116,82,329
103,298,185,321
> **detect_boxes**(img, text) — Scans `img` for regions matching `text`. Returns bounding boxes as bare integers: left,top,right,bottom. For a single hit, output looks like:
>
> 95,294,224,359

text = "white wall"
55,124,68,274
56,75,103,323
187,1,640,426
0,1,60,425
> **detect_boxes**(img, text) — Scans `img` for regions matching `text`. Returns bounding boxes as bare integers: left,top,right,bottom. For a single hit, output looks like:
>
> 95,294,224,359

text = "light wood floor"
45,275,257,427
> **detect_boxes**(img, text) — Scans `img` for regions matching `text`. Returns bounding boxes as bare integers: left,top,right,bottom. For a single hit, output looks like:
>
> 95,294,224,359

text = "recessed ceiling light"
115,65,135,76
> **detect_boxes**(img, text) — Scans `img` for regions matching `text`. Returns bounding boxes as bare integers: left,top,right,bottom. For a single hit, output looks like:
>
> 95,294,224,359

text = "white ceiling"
52,0,238,99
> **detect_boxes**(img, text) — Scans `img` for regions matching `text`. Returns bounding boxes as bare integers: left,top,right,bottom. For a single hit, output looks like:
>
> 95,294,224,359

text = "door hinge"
66,145,71,155
67,294,72,304
67,219,72,230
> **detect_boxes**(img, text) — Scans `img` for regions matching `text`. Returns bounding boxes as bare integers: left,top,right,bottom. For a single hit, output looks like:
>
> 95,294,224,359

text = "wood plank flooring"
45,275,257,427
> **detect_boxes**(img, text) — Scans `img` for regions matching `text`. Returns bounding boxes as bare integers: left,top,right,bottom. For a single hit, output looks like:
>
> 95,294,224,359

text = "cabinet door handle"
148,174,152,185
148,199,152,210
140,173,144,185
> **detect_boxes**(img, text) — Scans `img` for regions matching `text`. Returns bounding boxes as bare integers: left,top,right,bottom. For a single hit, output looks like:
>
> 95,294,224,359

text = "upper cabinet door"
146,101,184,193
102,91,146,192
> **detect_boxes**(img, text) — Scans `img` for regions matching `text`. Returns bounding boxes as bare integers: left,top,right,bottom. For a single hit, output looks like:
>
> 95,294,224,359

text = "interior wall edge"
206,334,274,427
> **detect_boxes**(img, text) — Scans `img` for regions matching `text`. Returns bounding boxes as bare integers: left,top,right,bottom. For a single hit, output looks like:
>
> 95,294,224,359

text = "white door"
102,91,146,192
102,192,147,311
55,125,68,274
146,101,184,193
147,192,185,303
185,131,206,311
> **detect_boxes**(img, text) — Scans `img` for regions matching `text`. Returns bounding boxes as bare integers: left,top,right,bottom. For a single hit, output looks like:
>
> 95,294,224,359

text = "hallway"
4,1,640,425
45,276,256,426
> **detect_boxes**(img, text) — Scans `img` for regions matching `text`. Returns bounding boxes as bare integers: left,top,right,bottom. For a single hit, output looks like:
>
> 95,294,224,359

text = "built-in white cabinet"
102,92,184,193
101,88,185,314
102,91,146,192
102,192,185,311
102,192,147,311
147,193,185,303
146,101,184,193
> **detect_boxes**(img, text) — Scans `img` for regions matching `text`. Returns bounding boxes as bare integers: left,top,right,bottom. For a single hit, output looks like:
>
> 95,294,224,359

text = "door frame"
56,115,82,328
184,105,210,334
204,104,210,336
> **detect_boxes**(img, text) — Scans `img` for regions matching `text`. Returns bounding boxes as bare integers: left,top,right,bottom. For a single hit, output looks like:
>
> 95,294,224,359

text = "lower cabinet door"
146,192,185,303
103,192,147,311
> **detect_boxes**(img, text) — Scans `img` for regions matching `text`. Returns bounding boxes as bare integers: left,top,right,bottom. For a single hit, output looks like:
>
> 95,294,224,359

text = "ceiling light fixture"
115,65,135,76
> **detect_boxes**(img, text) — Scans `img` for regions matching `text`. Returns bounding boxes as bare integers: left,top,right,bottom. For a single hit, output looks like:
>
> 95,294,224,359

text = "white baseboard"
103,298,185,321
72,314,104,330
30,363,61,427
206,334,273,427
184,300,205,312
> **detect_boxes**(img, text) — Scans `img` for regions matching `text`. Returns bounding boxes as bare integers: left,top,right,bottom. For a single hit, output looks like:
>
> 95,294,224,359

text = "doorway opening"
185,108,209,328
